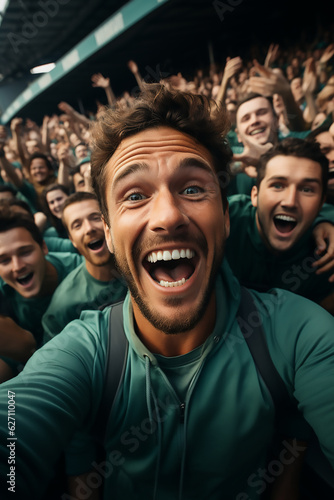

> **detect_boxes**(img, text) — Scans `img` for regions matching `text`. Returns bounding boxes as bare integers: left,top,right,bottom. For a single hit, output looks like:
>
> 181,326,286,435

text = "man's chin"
269,238,295,253
132,296,207,335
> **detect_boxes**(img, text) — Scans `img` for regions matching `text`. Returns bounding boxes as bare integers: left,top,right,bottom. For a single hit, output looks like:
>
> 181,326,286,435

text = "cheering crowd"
0,20,334,499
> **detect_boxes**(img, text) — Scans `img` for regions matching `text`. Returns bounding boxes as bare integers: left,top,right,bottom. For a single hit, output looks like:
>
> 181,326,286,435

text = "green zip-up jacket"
0,261,333,499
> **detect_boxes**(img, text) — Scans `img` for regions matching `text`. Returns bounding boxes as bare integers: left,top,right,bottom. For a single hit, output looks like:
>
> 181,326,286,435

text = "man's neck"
85,259,118,282
39,260,59,297
132,293,217,357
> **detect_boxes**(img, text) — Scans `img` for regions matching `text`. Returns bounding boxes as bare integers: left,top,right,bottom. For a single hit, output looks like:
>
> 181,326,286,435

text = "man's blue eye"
183,186,201,195
128,193,144,201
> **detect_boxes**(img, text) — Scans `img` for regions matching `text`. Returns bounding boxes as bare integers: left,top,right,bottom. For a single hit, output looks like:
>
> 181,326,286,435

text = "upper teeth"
250,128,265,135
146,248,195,263
275,215,296,222
17,273,31,280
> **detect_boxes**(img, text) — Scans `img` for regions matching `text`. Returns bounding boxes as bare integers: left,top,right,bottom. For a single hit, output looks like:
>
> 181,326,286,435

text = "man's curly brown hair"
90,83,232,225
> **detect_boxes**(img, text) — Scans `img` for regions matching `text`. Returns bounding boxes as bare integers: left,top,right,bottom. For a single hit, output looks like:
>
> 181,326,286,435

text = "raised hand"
58,101,75,115
248,60,290,96
223,56,243,81
312,222,334,282
264,43,279,68
233,141,273,176
10,117,23,133
320,44,334,64
91,73,110,89
302,58,317,94
127,60,139,74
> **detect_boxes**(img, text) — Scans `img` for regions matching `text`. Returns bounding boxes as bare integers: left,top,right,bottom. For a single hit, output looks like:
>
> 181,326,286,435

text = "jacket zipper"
180,402,186,423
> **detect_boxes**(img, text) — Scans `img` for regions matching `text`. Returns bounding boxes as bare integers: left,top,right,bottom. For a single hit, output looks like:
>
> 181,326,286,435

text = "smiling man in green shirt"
0,209,82,381
0,84,333,500
226,137,334,312
42,191,127,342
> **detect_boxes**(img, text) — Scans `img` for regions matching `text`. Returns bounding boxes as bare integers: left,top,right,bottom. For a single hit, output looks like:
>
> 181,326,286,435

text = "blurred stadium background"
0,0,331,124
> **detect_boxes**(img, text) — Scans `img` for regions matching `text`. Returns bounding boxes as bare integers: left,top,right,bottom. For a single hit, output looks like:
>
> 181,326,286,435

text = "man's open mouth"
273,215,297,234
87,239,105,252
16,272,34,287
249,127,266,136
144,248,197,288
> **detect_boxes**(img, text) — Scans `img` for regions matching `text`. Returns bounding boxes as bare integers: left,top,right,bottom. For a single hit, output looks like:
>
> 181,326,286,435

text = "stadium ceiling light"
0,0,9,12
30,63,56,74
0,0,10,27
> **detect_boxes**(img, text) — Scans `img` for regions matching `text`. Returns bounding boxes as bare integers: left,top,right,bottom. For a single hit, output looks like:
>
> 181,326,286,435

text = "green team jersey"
44,235,77,254
226,195,334,303
0,252,82,347
227,172,256,197
0,261,333,499
42,261,128,342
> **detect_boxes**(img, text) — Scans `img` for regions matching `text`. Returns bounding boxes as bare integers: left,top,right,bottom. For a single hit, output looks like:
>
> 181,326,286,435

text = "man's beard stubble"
112,234,225,335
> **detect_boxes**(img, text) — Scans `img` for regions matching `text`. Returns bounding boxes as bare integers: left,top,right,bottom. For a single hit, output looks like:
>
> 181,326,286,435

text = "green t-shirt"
226,195,334,303
43,225,69,239
42,262,128,342
0,261,334,499
0,252,83,347
227,172,256,196
44,235,77,254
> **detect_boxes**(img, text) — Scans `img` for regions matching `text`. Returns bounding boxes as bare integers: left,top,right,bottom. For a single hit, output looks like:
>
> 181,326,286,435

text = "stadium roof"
0,0,331,124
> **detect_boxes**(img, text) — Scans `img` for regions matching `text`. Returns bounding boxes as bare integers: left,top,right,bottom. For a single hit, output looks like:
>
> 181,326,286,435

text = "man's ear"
102,216,114,254
250,185,258,208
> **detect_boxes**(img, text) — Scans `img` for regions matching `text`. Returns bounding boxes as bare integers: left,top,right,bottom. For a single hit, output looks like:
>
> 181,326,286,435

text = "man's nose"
250,112,261,124
281,186,297,207
83,219,95,233
148,189,189,233
11,256,25,272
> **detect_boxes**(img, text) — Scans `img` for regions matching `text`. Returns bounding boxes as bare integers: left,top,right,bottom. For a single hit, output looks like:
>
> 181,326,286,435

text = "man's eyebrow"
267,175,321,184
0,245,34,258
70,217,82,228
178,157,215,175
113,163,149,188
112,157,215,189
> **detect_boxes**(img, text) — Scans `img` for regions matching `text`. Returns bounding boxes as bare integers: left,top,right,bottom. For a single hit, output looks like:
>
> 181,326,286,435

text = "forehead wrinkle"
109,147,213,184
113,139,208,164
111,155,216,192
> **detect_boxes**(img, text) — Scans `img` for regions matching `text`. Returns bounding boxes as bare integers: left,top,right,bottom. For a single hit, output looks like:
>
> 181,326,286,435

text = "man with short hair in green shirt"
226,137,334,313
0,210,82,380
228,93,312,196
42,192,127,342
0,84,334,500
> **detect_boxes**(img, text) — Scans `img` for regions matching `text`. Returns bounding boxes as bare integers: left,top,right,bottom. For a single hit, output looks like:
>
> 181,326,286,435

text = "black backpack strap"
93,301,128,445
237,286,296,419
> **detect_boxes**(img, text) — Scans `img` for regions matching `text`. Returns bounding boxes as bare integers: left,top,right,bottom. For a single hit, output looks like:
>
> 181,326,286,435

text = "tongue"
274,219,296,234
154,262,193,282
